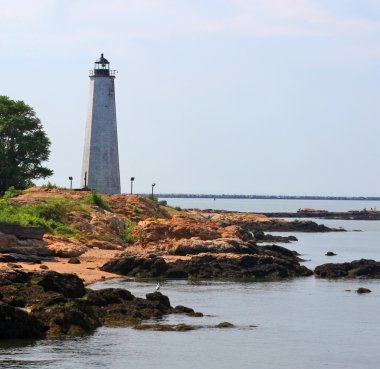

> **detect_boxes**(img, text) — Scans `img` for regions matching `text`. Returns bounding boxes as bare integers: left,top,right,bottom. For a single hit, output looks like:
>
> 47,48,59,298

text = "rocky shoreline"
261,209,380,220
0,269,197,339
0,187,378,341
101,249,312,280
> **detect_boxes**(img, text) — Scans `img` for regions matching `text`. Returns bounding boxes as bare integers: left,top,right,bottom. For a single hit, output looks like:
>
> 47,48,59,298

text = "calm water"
160,197,380,212
1,200,380,369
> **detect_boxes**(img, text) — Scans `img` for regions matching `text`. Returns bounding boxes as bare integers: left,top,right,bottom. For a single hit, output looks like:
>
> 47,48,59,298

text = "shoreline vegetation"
0,187,379,340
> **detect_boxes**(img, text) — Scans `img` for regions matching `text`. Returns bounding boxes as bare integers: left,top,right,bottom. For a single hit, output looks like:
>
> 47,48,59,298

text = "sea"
1,198,379,369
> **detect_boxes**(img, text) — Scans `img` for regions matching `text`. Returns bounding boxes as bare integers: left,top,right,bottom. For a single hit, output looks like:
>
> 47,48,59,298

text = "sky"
1,0,380,196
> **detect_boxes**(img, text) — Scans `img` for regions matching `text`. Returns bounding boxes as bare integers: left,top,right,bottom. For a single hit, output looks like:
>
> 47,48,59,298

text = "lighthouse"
81,54,121,194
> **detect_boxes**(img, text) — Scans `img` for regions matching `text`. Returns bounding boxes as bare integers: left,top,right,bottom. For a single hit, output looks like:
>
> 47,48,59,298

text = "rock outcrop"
134,214,222,244
0,269,183,339
207,211,338,233
314,259,380,278
1,187,335,283
101,250,312,280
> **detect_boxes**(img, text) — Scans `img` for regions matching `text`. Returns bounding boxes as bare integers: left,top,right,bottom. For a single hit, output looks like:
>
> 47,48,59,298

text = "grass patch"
84,190,111,211
148,208,161,218
160,205,180,215
0,198,80,236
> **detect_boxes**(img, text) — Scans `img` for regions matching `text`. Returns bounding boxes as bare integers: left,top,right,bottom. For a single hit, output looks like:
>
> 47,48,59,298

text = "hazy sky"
1,0,380,196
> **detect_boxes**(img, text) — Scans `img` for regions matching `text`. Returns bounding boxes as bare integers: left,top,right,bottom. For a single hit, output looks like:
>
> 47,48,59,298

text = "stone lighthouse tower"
81,53,121,194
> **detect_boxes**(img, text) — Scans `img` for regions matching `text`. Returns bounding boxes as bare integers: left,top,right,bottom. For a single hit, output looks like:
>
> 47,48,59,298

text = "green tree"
0,96,53,193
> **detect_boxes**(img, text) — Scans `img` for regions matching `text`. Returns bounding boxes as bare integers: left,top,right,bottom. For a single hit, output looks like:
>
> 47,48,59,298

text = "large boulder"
146,292,171,309
314,259,380,278
37,271,86,298
101,255,169,278
0,303,47,339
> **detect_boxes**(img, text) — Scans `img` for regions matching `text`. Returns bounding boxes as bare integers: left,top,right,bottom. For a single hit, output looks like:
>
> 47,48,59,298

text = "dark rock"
0,253,42,264
7,296,26,308
7,263,21,269
37,271,86,298
261,244,298,258
68,257,81,264
248,219,336,233
134,323,194,331
0,269,188,339
0,224,45,240
102,251,313,280
257,234,298,244
216,321,234,328
42,296,67,306
187,311,203,317
86,288,134,306
356,287,371,294
40,265,49,270
174,305,194,314
325,251,336,256
101,255,168,278
150,257,169,276
0,303,47,339
315,259,380,279
35,302,100,335
0,270,30,285
146,292,171,309
254,230,264,240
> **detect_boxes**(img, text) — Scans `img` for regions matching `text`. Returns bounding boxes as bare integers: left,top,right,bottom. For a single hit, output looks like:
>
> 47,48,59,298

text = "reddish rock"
135,214,222,244
44,235,88,257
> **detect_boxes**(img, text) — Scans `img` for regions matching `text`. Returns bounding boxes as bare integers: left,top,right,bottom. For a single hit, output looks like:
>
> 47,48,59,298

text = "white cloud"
1,0,380,64
199,0,380,38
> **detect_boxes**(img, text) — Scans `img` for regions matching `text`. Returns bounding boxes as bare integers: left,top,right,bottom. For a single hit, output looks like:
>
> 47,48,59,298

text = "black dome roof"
95,53,109,64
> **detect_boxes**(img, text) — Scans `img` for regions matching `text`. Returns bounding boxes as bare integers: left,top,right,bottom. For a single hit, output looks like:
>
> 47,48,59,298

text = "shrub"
42,182,58,189
2,186,23,199
174,206,182,211
132,206,141,214
147,194,158,202
84,190,111,211
122,218,134,244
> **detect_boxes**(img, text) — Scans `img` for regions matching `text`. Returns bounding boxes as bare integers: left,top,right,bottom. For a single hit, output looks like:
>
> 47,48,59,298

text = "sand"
1,249,125,285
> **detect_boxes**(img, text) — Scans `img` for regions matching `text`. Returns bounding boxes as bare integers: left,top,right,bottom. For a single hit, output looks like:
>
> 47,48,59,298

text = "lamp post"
69,176,73,190
130,177,135,195
151,183,156,199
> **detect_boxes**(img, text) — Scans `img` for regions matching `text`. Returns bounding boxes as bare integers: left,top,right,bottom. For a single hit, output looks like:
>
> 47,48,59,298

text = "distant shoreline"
152,194,380,201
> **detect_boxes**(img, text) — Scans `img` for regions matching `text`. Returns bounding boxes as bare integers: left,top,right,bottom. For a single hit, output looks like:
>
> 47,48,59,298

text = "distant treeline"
149,194,380,201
